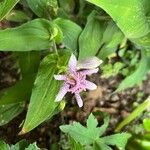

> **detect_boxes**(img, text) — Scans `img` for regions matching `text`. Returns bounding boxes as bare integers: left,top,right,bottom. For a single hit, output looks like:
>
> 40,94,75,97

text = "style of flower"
54,54,102,107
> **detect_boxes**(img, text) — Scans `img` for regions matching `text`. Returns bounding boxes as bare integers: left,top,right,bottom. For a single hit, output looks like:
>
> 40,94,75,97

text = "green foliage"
54,18,82,50
69,137,84,150
143,118,150,132
27,0,58,18
115,96,150,132
22,52,70,133
0,0,20,21
79,11,105,59
79,12,124,60
127,134,150,150
18,51,40,77
101,62,125,78
116,51,150,92
60,113,131,150
25,143,40,150
0,141,9,150
6,10,30,22
0,140,40,150
98,21,124,60
0,19,58,51
0,75,35,105
86,0,149,39
0,102,23,126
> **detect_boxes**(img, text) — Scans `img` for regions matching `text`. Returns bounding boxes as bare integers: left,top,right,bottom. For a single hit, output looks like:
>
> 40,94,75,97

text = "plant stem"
52,40,58,55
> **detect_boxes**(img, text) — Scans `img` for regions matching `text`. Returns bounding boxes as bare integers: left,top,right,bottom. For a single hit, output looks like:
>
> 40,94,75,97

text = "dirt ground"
0,52,150,149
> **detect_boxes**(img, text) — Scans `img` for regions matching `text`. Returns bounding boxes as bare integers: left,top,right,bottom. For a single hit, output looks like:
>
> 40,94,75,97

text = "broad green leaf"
116,51,150,92
27,0,58,18
86,0,150,39
21,52,70,133
18,51,40,77
115,96,150,132
54,18,82,50
79,11,106,59
6,10,30,22
0,19,57,51
0,141,9,150
101,133,131,150
60,113,109,145
0,102,24,126
0,75,35,105
0,0,20,21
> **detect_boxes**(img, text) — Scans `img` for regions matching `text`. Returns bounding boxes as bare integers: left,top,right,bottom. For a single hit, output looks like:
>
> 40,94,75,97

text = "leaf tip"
18,128,28,135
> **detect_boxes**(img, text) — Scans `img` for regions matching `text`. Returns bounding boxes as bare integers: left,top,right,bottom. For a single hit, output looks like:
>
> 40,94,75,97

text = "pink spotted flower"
54,54,102,107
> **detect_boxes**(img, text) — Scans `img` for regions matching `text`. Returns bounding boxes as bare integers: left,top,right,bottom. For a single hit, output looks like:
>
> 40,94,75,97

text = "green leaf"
54,18,82,50
0,75,35,105
18,51,40,77
69,137,84,150
10,140,29,150
93,142,112,150
0,141,9,150
6,10,30,22
0,140,40,150
86,0,149,39
131,32,150,49
115,96,150,132
21,52,70,133
98,113,110,136
79,11,106,59
27,0,58,18
0,19,58,51
25,142,40,150
143,0,150,16
0,0,20,21
60,113,109,145
143,118,150,132
101,133,131,150
98,21,124,60
0,102,24,126
116,51,150,92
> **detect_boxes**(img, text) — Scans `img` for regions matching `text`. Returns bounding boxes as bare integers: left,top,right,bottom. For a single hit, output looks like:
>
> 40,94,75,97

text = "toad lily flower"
54,54,102,107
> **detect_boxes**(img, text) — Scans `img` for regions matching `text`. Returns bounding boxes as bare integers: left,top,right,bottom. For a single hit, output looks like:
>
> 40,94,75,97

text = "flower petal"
77,57,102,70
54,75,66,80
85,80,97,90
81,68,99,75
75,93,83,107
68,54,77,72
55,84,69,102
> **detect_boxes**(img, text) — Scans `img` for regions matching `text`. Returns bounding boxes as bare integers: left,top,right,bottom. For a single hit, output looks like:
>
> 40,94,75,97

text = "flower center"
66,72,86,93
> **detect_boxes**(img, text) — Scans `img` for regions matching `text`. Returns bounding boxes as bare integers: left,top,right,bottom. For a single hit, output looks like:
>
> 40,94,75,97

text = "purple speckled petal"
68,54,77,73
55,84,69,102
85,80,97,90
54,75,66,80
75,93,83,107
81,68,99,75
